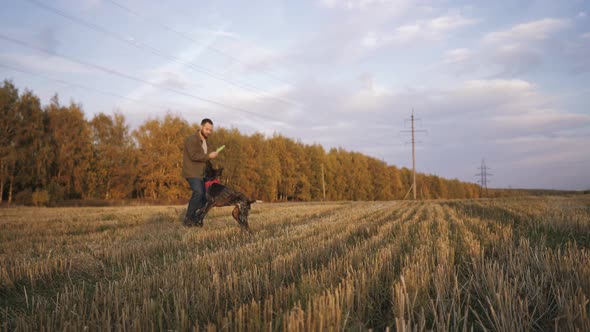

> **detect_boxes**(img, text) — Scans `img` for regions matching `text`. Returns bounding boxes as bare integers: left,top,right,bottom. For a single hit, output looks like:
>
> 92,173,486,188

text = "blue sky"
1,0,589,190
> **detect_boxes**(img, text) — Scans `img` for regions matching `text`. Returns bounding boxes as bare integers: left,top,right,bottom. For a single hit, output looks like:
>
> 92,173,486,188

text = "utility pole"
475,159,492,197
401,110,426,200
321,163,326,201
411,112,417,200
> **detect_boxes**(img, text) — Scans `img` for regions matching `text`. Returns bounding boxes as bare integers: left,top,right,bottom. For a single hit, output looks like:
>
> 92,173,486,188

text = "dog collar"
205,179,220,191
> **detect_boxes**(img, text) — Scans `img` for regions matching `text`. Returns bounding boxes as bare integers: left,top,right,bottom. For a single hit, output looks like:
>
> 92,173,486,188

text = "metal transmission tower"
401,110,426,200
475,159,493,197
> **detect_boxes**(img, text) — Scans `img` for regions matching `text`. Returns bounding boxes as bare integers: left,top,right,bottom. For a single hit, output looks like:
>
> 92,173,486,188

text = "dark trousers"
186,177,206,219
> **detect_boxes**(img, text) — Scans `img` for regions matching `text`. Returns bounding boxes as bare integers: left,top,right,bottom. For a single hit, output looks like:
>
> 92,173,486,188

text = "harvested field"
1,196,589,331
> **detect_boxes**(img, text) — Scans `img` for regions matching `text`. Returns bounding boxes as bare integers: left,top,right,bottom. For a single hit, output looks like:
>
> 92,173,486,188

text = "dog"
195,161,255,232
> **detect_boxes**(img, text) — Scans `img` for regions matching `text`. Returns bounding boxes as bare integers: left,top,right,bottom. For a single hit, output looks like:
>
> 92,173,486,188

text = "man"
182,118,218,227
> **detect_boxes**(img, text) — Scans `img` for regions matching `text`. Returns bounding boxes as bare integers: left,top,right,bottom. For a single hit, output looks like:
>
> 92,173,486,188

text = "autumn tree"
305,144,327,200
89,112,136,199
13,90,51,198
211,127,259,198
367,158,393,200
255,136,281,202
133,114,191,200
270,135,297,201
287,139,311,201
388,166,404,199
46,97,93,199
1,79,490,204
0,80,19,203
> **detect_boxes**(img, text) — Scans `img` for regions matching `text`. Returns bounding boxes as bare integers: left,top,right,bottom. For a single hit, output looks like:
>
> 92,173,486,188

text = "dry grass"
1,196,589,331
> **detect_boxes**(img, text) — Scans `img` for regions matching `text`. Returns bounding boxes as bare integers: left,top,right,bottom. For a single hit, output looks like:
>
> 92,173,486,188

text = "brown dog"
195,161,255,232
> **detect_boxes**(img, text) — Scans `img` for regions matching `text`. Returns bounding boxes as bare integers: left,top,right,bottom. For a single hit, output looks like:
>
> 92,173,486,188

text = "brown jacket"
182,130,210,178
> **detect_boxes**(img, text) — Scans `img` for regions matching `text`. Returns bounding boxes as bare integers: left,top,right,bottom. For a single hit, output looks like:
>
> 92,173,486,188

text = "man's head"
200,118,213,139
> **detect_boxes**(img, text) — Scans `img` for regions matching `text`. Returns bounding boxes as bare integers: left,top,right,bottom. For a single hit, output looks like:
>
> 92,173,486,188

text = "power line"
104,0,296,89
24,0,298,108
475,158,492,197
0,33,282,123
0,62,170,114
401,109,427,200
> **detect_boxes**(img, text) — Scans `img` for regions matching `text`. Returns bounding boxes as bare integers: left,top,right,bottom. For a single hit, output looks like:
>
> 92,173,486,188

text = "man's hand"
209,151,219,159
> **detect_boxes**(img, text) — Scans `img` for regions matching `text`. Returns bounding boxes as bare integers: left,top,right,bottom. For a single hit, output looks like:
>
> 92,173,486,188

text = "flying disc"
216,145,225,153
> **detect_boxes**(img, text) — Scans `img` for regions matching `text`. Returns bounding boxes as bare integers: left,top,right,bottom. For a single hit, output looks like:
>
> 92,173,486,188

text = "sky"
1,0,589,190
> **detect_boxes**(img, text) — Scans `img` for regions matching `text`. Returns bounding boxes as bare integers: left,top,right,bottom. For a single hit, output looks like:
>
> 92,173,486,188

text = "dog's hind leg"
233,202,252,233
231,205,240,224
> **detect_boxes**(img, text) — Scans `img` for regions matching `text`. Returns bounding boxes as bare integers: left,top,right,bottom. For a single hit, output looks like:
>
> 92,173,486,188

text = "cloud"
564,32,590,73
5,1,588,190
491,110,590,136
352,13,479,60
361,31,379,48
429,14,478,31
388,14,478,44
438,18,573,77
238,5,477,75
340,73,392,112
443,48,473,64
490,43,543,76
145,68,192,90
121,24,231,110
439,79,541,117
208,75,586,142
186,67,590,189
195,29,240,39
477,134,590,190
292,3,478,67
318,0,408,11
213,38,285,78
484,18,570,44
492,135,590,169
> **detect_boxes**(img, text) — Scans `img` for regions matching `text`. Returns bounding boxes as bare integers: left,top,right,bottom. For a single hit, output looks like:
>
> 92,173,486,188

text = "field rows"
1,196,589,331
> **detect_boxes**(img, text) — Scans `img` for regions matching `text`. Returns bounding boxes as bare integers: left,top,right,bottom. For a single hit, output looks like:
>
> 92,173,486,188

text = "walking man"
182,118,218,227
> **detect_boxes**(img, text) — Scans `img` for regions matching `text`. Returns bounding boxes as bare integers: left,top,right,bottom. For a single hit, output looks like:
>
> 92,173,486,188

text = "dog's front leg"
196,201,213,226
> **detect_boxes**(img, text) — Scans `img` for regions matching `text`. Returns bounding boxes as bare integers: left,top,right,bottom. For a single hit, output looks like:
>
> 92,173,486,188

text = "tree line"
1,80,485,205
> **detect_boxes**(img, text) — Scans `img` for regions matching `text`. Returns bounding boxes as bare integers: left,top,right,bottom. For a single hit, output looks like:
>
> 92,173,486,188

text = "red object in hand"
205,179,220,191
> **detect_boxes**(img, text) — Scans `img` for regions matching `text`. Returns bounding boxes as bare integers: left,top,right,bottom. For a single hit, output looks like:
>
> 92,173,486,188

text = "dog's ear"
217,168,224,176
